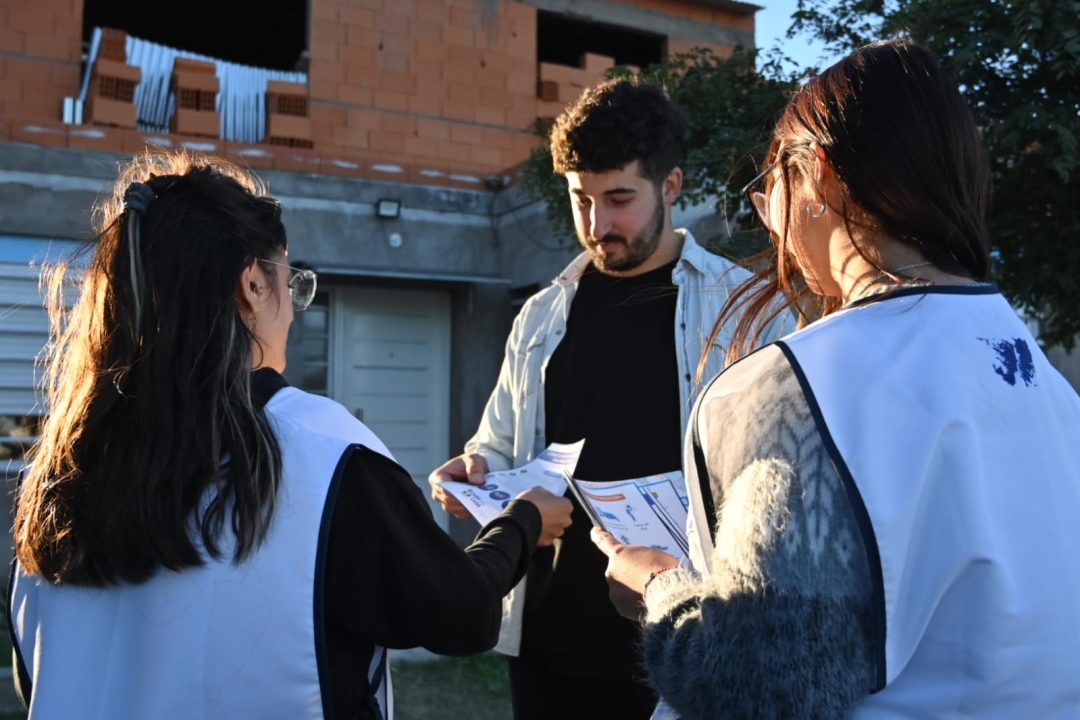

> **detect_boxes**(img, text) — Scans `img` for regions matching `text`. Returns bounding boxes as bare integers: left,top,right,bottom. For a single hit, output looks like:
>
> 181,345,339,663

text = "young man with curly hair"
430,79,751,719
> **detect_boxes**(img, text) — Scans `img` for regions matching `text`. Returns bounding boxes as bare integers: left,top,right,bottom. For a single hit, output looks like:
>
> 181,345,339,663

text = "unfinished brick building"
0,0,759,543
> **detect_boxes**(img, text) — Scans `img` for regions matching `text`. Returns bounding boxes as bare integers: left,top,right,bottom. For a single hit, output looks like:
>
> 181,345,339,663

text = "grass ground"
393,653,512,720
0,635,510,720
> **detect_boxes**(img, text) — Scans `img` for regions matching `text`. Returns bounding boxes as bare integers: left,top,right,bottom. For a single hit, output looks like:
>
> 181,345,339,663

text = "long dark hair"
705,39,991,369
16,151,288,586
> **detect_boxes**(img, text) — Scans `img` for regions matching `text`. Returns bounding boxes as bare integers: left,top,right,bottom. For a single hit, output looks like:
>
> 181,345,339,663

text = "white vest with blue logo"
10,386,395,719
774,287,1080,716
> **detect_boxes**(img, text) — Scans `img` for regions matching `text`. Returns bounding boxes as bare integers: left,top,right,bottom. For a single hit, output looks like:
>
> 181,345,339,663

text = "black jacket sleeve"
324,446,541,656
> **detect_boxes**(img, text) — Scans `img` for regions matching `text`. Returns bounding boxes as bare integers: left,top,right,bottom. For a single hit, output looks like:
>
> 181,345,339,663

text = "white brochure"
566,470,689,561
439,441,585,526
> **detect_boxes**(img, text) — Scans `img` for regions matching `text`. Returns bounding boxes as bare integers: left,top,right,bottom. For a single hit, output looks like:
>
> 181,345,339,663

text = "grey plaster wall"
493,184,578,290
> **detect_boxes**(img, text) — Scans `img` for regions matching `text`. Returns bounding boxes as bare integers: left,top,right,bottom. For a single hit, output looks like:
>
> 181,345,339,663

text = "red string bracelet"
643,566,678,603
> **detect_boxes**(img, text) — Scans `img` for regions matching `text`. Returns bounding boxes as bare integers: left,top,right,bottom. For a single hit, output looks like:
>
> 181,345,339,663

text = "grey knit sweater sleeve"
641,344,878,719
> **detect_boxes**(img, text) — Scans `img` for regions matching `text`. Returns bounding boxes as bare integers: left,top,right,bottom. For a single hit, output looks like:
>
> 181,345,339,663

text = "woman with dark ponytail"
591,40,1080,718
9,151,572,719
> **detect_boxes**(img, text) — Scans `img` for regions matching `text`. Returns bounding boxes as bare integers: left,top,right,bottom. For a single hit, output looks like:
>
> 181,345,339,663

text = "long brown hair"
704,39,991,371
16,151,288,586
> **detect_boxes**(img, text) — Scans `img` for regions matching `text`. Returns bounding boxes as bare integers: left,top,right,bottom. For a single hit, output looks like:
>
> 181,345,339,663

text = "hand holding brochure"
565,470,690,562
439,441,585,526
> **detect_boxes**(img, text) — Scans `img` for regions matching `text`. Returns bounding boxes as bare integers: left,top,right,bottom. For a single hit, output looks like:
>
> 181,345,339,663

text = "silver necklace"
890,260,933,274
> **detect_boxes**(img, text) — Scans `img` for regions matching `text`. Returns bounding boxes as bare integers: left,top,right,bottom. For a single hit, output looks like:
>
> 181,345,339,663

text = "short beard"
585,189,666,274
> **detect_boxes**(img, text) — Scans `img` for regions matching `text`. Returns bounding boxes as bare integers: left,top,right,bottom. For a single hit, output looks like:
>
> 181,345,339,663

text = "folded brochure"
439,441,585,526
565,470,689,561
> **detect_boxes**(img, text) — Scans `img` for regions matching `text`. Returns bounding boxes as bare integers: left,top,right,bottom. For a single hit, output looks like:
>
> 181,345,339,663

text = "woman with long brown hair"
8,151,572,719
591,39,1080,718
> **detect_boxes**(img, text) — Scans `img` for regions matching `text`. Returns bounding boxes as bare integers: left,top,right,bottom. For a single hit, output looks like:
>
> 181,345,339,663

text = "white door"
333,286,452,529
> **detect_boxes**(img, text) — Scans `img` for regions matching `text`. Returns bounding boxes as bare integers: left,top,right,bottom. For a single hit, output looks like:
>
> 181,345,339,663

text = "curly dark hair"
550,78,685,183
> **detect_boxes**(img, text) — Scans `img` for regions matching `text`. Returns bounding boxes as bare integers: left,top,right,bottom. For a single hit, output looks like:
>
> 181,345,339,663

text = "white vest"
779,287,1080,716
10,387,396,719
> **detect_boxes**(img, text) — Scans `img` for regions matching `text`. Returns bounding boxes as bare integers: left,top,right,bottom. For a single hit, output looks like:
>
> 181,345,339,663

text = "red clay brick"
345,63,379,88
436,140,470,164
375,11,410,36
413,20,443,45
11,118,67,148
412,57,443,82
308,75,339,101
379,70,417,94
332,124,369,149
500,145,531,168
340,45,377,68
311,18,347,44
449,6,474,27
21,83,65,119
0,79,20,104
376,48,410,74
443,60,475,84
391,114,418,135
415,0,449,22
0,118,11,142
49,63,80,90
364,155,410,183
346,107,382,130
446,167,487,191
481,127,515,150
0,28,26,54
369,129,407,154
410,162,452,187
66,123,124,152
404,134,439,158
346,25,379,49
310,102,346,126
416,117,450,141
121,129,176,154
273,147,323,175
338,84,373,106
373,89,409,112
310,39,339,62
311,0,338,22
506,63,536,95
224,142,277,170
7,57,53,85
307,59,344,83
447,81,478,104
475,105,505,126
320,153,366,178
537,99,568,119
443,24,475,48
449,123,481,145
441,98,475,122
414,41,448,62
477,67,508,91
479,85,510,108
408,92,441,116
340,6,375,28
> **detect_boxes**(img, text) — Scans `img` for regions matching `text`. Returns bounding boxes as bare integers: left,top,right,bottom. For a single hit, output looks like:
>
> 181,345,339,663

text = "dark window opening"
82,0,308,71
537,10,665,69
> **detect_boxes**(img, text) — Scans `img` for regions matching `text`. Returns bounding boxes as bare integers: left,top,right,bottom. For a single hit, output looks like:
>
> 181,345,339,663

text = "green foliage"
519,49,799,261
791,0,1080,348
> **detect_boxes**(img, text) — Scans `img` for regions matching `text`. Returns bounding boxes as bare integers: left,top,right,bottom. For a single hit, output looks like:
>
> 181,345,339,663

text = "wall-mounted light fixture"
375,198,401,219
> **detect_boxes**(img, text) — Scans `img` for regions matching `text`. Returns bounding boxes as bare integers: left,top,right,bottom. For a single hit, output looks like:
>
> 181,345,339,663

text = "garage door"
333,286,452,529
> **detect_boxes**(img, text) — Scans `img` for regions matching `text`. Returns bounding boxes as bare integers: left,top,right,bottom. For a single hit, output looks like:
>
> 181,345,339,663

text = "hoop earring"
806,199,827,218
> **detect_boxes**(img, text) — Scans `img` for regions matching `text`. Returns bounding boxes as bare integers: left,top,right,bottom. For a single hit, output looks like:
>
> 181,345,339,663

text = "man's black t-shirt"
529,259,682,679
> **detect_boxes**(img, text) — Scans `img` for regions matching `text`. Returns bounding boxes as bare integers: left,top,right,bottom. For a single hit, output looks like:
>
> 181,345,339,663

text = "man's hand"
591,528,680,620
516,487,573,547
428,453,490,520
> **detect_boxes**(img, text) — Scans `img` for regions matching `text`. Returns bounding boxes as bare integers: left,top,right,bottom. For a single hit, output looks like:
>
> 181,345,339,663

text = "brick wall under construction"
0,0,746,189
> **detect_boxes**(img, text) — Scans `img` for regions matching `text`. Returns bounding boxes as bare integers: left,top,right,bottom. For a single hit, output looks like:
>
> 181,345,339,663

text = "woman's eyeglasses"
257,259,318,311
740,159,780,233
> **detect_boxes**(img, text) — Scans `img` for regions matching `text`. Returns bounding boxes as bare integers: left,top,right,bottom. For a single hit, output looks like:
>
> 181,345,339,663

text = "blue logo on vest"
978,337,1036,387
